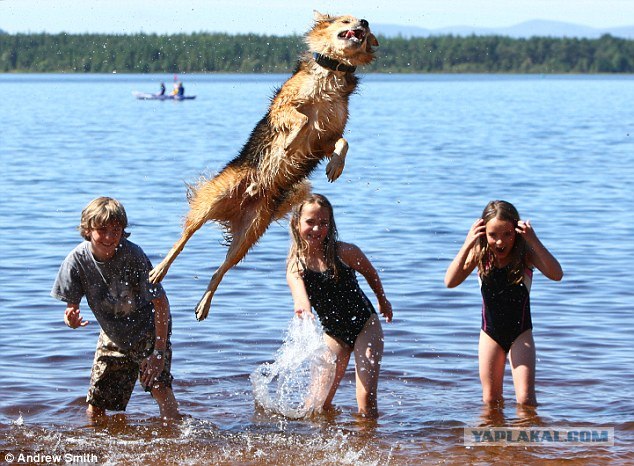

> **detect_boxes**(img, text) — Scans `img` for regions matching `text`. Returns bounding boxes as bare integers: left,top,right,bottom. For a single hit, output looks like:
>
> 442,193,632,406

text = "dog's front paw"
325,154,345,182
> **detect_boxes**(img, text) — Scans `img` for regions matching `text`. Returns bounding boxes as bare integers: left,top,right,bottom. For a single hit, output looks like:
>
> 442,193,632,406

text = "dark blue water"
1,73,633,464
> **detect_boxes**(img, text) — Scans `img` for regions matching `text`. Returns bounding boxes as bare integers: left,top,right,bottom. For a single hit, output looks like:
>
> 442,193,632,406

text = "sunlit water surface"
1,73,633,464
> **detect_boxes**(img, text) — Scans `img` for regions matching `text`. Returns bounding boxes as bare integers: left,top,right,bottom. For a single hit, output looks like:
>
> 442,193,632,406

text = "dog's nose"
360,19,369,28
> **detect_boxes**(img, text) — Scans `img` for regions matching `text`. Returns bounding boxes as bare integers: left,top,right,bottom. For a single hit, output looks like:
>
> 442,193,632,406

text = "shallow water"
1,73,633,464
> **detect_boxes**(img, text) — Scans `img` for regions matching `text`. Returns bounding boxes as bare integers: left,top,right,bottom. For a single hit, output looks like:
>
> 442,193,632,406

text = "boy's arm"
140,294,170,387
338,242,393,323
141,249,170,351
52,252,88,327
152,294,170,351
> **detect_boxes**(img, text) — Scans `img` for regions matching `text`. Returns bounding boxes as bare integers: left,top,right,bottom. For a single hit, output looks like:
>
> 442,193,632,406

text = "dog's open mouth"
338,28,366,43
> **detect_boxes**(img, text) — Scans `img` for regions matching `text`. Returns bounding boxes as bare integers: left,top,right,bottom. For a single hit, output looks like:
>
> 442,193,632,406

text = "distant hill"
374,20,634,39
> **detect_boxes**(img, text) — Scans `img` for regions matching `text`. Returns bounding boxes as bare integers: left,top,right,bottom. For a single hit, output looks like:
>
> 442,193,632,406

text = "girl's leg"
322,334,352,411
478,330,507,406
509,330,537,406
353,314,384,418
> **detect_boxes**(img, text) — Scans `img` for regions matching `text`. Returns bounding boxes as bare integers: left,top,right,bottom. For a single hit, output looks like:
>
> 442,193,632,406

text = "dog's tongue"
345,30,356,39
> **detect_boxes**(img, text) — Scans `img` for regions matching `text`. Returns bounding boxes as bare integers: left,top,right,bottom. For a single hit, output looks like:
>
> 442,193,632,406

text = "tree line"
1,32,633,73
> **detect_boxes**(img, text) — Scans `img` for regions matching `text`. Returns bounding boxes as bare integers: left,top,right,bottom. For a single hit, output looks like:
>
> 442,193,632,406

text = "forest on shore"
1,32,633,73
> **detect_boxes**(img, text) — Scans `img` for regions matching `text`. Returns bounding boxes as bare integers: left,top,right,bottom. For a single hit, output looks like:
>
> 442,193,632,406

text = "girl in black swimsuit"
445,200,563,407
287,194,393,418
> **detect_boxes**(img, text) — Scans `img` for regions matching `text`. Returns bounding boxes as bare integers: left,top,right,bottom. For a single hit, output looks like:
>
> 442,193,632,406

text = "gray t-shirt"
51,239,166,350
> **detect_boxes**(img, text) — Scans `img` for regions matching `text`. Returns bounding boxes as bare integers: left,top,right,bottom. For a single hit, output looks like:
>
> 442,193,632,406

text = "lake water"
1,73,633,465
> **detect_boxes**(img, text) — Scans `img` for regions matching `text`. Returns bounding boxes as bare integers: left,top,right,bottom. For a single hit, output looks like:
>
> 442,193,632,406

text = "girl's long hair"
476,200,527,284
288,193,339,279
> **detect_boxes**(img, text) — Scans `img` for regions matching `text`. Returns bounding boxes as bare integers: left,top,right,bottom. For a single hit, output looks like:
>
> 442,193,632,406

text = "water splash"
251,317,335,419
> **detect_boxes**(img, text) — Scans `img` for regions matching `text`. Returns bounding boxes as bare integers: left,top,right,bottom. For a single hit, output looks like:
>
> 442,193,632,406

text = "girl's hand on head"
516,219,539,245
465,218,486,249
64,306,89,329
517,219,563,281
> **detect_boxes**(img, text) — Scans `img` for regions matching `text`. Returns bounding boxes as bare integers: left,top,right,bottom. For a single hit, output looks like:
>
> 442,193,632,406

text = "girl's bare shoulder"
337,241,362,258
337,241,373,272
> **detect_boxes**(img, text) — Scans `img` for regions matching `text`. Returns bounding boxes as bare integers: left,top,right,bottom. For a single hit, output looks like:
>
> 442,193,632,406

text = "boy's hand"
140,352,166,388
64,305,89,329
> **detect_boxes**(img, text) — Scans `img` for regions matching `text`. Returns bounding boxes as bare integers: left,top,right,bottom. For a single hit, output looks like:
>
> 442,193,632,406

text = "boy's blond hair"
79,197,130,240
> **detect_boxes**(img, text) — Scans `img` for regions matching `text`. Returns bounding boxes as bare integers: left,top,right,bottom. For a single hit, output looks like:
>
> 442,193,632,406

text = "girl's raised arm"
517,220,563,281
444,219,484,288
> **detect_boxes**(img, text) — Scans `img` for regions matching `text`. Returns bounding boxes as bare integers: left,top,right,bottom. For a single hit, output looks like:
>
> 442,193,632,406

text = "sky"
1,0,633,35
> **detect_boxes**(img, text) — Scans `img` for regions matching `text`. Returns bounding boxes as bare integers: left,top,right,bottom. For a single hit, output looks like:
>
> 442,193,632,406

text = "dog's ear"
313,10,332,22
366,33,379,52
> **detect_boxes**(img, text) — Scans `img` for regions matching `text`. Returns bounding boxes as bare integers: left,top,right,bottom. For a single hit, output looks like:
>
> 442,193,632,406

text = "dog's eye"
341,20,350,24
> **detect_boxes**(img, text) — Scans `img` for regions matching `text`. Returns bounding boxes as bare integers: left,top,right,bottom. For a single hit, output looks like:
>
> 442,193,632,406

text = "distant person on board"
51,197,180,420
159,82,166,96
171,81,184,97
286,194,393,418
444,200,563,407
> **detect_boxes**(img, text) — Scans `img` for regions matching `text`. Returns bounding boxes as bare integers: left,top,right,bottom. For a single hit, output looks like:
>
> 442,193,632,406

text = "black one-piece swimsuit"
301,257,376,347
480,265,533,353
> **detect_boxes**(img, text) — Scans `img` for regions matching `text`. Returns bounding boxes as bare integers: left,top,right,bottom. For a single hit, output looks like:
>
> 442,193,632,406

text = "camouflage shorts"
86,329,173,411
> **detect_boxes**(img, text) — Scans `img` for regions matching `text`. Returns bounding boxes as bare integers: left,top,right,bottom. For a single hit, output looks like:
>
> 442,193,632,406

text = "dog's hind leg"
149,213,208,284
150,169,240,284
195,204,273,321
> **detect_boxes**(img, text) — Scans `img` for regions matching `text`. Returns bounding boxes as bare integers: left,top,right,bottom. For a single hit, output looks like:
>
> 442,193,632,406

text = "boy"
51,197,179,419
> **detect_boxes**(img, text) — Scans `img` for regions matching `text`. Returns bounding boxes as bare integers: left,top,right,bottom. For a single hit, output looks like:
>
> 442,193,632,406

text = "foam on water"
251,317,336,419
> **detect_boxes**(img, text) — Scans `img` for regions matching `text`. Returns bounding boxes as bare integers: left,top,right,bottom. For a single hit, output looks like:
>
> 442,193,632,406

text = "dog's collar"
313,53,357,73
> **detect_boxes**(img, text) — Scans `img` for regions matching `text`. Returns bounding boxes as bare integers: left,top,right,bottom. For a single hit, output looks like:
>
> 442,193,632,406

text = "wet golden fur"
149,12,378,320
